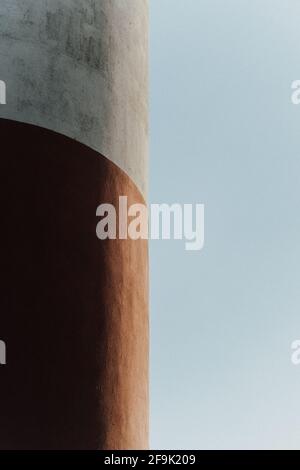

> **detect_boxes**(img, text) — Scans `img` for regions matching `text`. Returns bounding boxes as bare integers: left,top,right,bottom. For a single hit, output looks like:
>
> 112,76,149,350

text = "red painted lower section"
0,119,148,449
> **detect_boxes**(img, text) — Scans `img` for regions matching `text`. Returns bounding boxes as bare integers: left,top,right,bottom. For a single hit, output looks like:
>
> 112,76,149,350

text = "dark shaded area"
0,119,148,450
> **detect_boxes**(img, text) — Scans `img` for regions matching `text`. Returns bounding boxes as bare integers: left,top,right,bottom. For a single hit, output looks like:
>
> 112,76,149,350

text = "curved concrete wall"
0,0,148,196
0,0,148,450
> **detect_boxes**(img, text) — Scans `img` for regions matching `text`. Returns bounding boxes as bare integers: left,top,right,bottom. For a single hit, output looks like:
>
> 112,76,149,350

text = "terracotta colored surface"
0,118,149,450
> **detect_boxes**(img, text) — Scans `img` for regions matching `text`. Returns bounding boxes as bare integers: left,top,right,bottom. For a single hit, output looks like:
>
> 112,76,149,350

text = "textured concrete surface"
0,0,148,196
0,118,149,449
0,1,149,450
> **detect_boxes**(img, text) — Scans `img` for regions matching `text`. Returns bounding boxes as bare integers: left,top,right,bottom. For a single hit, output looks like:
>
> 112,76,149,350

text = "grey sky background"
150,0,300,449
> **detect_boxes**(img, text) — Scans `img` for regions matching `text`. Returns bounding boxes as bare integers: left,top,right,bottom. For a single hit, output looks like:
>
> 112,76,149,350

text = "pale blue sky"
150,0,300,449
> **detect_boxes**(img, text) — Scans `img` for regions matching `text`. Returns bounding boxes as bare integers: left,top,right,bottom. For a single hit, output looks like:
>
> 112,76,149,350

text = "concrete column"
0,0,148,450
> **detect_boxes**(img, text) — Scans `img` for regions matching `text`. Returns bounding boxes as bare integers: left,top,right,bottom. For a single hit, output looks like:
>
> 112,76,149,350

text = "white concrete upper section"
0,0,148,196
